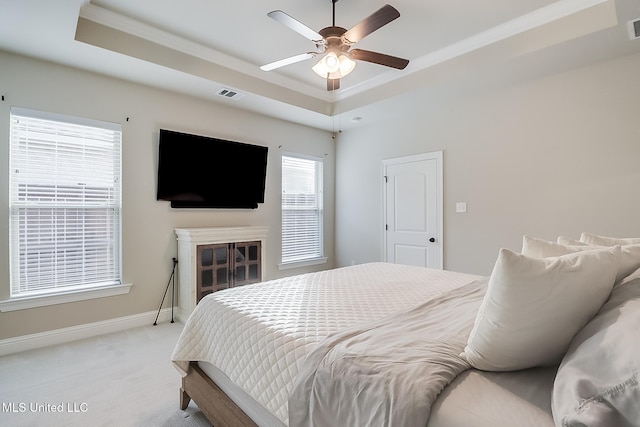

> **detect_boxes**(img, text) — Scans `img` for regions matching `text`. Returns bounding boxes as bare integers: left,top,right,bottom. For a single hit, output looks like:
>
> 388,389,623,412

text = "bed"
172,233,640,427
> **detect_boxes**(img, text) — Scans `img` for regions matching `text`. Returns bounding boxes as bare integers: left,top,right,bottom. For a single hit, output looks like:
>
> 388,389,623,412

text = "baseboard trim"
0,308,177,357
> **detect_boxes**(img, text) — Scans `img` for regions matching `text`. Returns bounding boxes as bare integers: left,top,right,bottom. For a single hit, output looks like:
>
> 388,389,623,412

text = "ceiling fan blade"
260,52,316,71
350,49,409,70
342,4,400,44
267,10,323,42
327,77,340,91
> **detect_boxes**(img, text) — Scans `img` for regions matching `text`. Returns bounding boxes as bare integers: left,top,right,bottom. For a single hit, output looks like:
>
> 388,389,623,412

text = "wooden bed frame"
180,362,257,427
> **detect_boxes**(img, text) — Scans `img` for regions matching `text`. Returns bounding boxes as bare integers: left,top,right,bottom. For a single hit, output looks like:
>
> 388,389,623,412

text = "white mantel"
174,226,269,321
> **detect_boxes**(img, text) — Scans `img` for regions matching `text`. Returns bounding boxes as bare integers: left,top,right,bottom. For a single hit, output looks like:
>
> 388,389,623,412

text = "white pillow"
552,268,640,427
580,233,640,246
462,247,619,371
523,236,589,257
557,236,588,246
522,236,640,284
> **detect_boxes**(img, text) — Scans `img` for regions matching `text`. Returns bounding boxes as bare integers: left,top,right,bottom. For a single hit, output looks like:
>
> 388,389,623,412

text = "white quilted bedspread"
172,262,483,425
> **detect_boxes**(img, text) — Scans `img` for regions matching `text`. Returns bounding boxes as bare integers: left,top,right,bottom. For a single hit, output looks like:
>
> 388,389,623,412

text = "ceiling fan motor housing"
318,26,351,53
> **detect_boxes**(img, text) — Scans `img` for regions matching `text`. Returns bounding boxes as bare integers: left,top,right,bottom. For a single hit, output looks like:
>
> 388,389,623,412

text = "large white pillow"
522,236,640,284
462,247,619,371
552,268,640,427
580,233,640,246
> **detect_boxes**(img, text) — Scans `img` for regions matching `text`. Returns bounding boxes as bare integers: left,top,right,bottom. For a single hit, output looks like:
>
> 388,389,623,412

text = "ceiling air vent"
629,19,640,40
216,88,244,100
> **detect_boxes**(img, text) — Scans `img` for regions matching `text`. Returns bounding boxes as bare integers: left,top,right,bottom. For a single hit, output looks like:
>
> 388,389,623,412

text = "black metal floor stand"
154,257,178,325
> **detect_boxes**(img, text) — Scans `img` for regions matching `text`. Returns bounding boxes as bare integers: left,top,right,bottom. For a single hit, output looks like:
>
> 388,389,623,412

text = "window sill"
0,283,133,312
278,257,328,271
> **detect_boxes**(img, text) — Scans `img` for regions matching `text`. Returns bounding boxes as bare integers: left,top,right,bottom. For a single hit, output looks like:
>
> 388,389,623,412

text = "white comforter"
172,262,483,425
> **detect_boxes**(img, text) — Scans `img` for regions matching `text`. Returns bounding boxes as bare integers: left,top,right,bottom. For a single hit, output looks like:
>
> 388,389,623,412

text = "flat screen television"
156,129,268,209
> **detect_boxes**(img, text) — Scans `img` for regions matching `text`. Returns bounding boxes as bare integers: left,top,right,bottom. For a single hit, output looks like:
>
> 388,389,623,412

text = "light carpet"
0,322,211,427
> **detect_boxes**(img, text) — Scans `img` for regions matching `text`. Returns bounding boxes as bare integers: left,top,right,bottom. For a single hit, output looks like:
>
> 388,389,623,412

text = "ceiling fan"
260,0,410,91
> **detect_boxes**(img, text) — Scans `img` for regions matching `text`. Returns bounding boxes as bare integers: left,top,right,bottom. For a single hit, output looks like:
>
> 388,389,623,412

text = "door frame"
382,151,443,269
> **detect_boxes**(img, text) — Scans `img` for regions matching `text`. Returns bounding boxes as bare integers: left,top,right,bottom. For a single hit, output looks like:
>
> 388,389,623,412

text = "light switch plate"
456,202,467,213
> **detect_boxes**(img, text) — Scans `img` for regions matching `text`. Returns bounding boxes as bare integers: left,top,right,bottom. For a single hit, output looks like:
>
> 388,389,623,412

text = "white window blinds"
281,154,323,264
9,107,122,297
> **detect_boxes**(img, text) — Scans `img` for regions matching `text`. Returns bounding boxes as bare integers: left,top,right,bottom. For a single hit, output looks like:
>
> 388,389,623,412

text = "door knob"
429,237,436,243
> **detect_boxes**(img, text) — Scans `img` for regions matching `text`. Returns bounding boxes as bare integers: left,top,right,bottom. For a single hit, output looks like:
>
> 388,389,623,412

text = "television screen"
156,129,268,209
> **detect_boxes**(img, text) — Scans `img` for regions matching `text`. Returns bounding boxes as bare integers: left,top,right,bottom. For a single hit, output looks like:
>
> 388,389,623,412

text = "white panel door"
383,152,442,269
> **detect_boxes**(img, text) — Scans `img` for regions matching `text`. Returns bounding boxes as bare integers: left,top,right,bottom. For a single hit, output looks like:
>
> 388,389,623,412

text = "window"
8,107,122,300
281,153,326,268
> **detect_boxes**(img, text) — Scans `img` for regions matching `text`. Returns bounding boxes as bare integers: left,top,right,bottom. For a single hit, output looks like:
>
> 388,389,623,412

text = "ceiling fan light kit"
261,0,409,91
312,52,356,79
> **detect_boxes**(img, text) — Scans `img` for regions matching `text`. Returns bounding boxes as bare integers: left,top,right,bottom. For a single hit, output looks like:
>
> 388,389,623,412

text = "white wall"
335,51,640,275
0,51,335,340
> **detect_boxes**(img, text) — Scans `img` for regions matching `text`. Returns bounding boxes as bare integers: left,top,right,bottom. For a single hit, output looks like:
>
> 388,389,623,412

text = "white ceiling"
1,0,639,131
